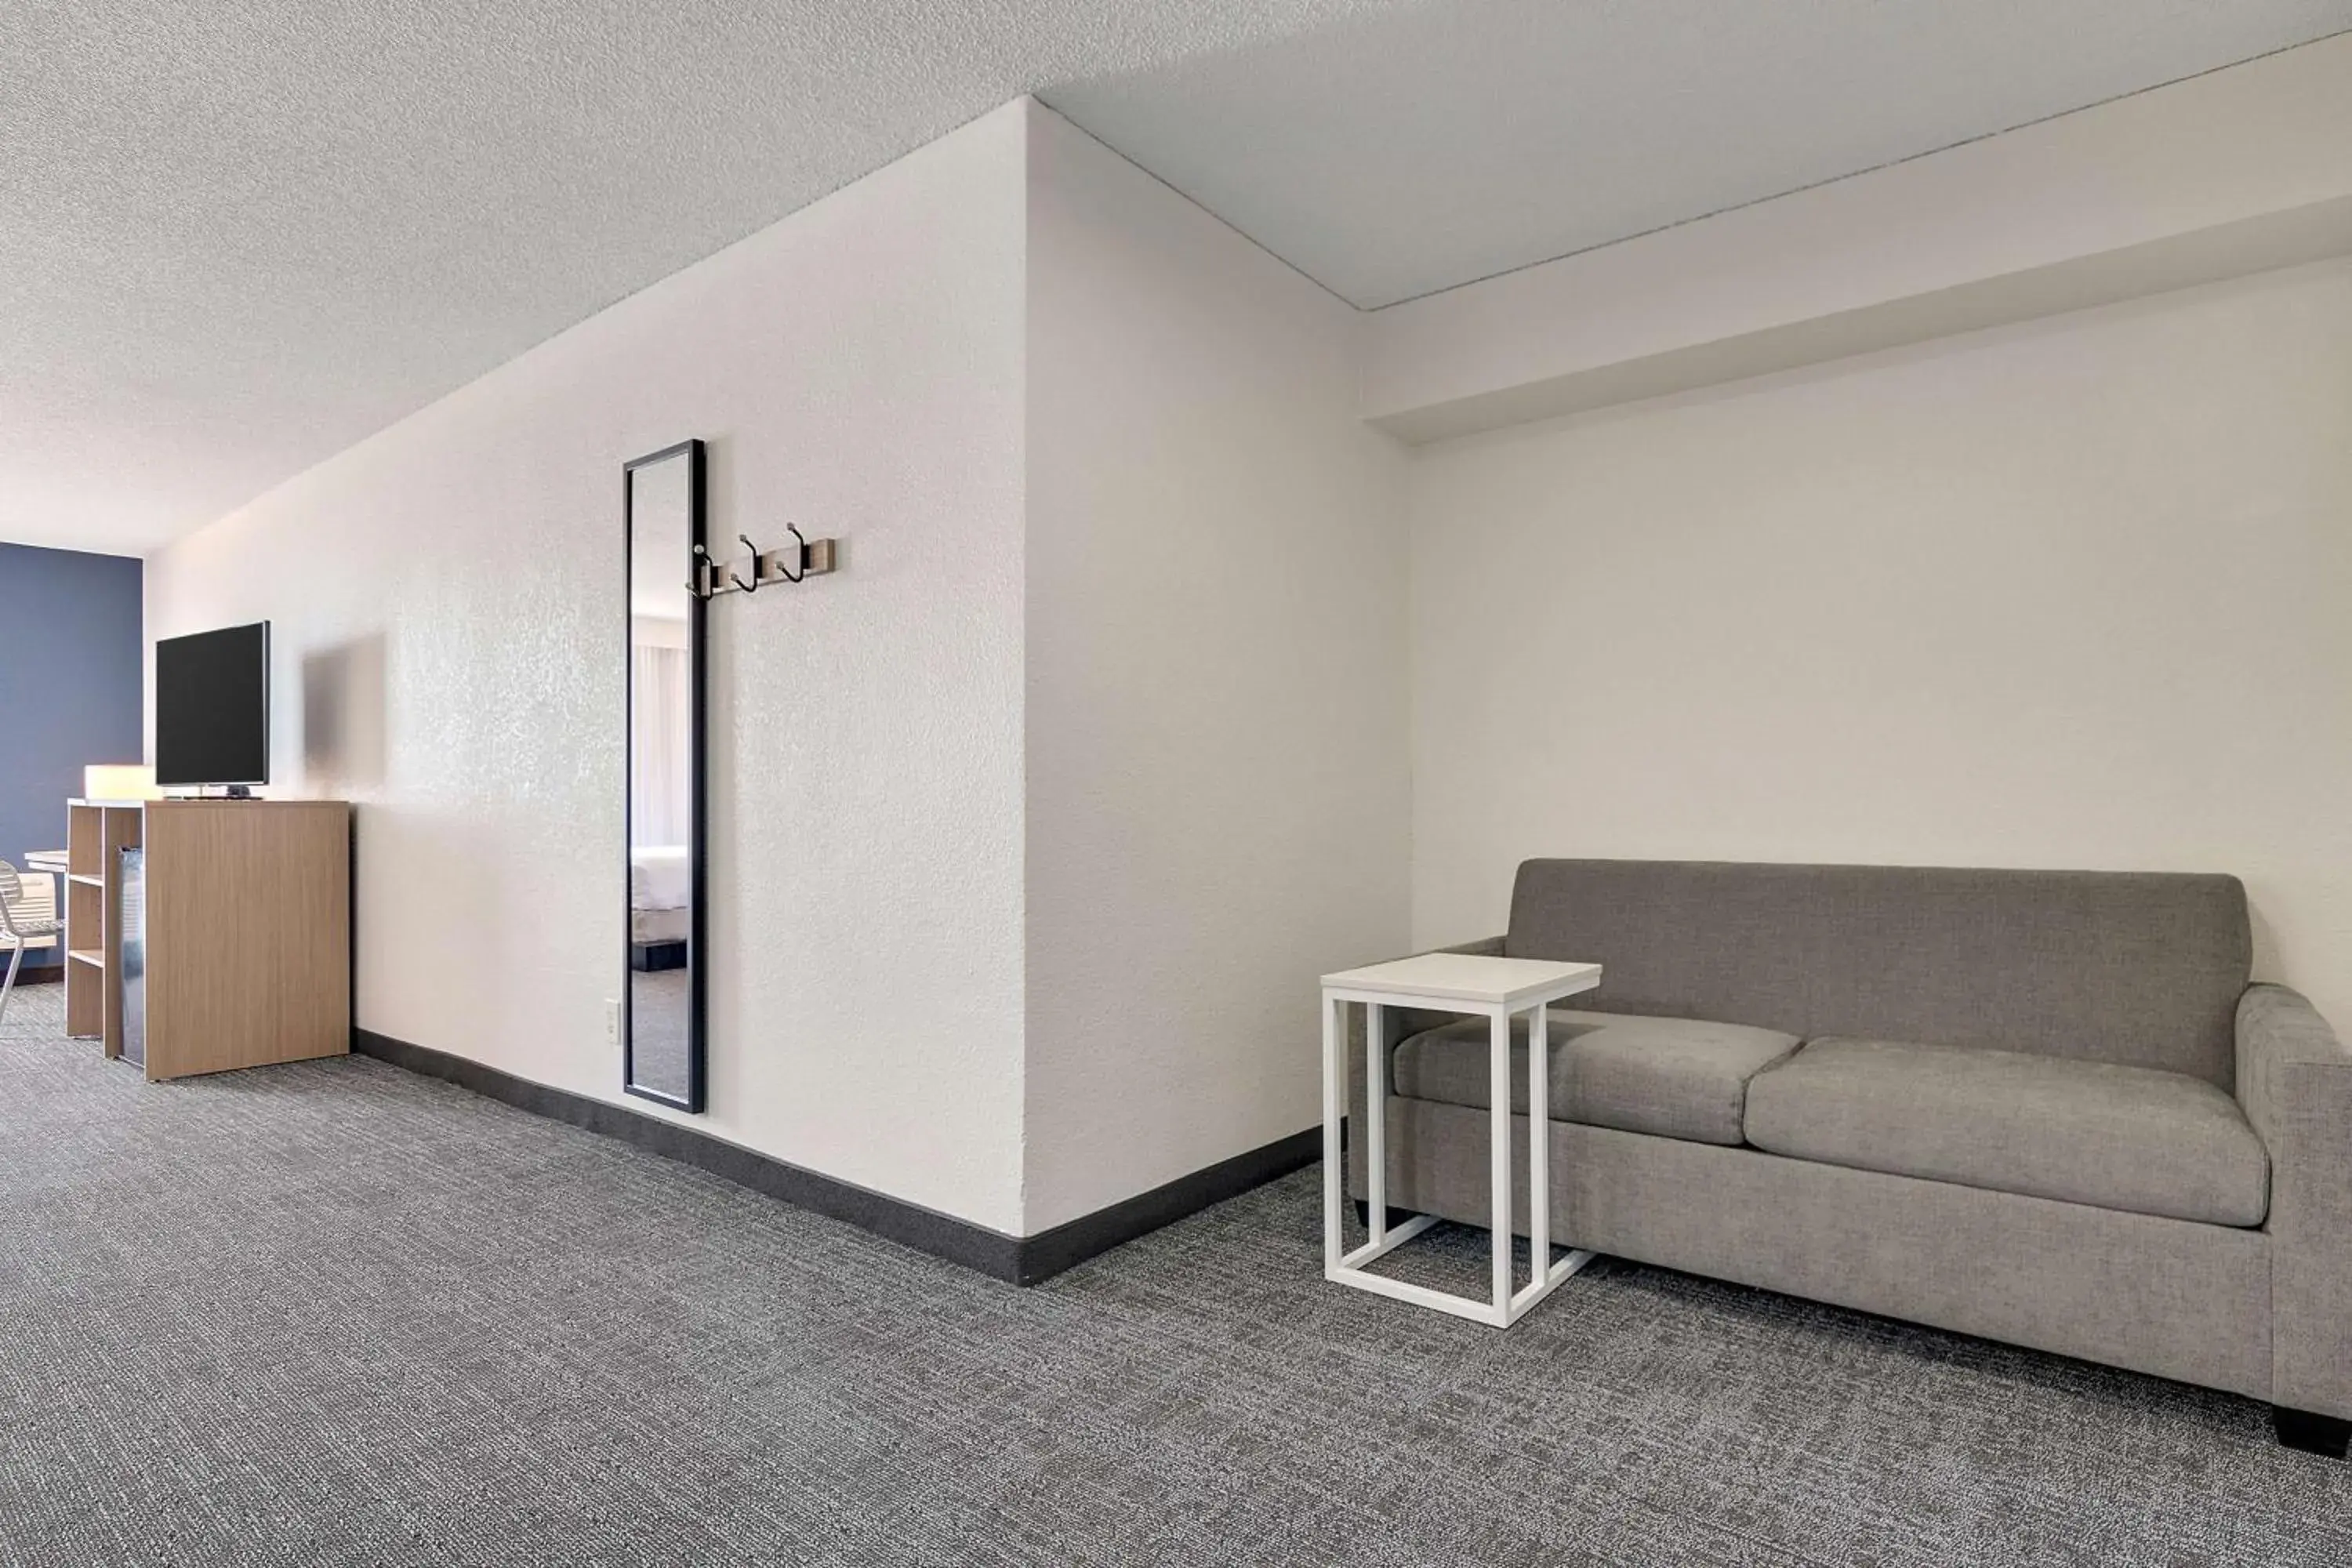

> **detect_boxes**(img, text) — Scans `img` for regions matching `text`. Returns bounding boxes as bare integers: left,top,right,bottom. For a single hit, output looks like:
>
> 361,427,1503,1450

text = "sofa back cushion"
1505,860,2249,1087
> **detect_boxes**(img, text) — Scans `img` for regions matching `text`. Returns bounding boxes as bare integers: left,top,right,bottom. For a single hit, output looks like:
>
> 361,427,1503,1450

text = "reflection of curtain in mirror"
630,646,689,846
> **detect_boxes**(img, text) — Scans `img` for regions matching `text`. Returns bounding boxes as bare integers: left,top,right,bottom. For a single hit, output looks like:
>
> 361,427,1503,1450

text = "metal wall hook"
692,525,840,599
776,524,808,584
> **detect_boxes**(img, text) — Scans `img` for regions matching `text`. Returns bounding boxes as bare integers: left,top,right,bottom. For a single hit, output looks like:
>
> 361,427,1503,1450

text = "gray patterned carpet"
3,978,2348,1566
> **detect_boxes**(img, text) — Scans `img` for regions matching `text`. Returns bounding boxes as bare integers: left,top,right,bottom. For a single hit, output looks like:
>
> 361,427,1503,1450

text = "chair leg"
2274,1406,2352,1459
0,942,20,1029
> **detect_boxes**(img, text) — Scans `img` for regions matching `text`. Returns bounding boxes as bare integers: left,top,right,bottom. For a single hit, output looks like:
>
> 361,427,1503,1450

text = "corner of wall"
1016,100,1410,1236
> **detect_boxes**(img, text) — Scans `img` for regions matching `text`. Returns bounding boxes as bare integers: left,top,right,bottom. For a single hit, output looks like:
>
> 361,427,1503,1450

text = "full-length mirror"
624,440,705,1111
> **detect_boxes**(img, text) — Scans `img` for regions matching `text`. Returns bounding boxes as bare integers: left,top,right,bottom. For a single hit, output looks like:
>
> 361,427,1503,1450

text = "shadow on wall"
303,634,387,794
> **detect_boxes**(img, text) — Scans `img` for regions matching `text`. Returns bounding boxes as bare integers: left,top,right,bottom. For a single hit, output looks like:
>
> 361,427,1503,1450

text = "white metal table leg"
1522,998,1599,1316
1505,1000,1599,1319
1366,1001,1386,1246
1323,991,1344,1272
1323,985,1439,1295
1489,1004,1512,1323
1529,1001,1549,1276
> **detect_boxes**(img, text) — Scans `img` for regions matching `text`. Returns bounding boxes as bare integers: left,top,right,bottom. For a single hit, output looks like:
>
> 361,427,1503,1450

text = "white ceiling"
1047,0,2352,309
9,2,2350,560
0,0,1399,559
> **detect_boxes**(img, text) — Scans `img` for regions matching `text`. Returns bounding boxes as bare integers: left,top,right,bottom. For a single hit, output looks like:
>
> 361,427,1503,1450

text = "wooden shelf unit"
64,800,136,1044
64,798,350,1080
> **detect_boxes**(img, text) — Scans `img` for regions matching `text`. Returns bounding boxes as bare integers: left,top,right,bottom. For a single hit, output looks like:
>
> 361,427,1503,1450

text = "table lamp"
83,764,161,802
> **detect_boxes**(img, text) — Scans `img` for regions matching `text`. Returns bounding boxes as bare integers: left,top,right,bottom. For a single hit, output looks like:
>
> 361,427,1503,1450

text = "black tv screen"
155,622,270,788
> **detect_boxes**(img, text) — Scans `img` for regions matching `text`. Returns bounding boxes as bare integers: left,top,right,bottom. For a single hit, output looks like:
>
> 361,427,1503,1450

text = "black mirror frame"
622,437,707,1113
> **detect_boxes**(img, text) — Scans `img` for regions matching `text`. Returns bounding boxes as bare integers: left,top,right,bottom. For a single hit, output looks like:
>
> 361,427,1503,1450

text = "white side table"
1320,953,1603,1327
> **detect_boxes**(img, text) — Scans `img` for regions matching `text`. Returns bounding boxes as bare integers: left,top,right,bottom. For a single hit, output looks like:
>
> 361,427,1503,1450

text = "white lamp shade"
83,764,160,801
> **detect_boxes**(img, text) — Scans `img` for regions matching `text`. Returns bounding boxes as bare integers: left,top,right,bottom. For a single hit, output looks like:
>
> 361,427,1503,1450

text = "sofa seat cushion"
1391,1011,1798,1146
1744,1038,2269,1226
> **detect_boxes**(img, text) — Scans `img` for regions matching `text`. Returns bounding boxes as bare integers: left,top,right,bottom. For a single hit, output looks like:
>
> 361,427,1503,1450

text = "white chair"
0,861,64,1027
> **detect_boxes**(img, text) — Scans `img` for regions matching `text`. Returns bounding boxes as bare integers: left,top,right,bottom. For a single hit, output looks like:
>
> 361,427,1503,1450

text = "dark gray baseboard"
350,1028,1314,1286
1011,1125,1319,1284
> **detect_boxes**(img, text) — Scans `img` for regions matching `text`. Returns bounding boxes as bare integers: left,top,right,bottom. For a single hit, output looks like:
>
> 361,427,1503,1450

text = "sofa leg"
2274,1406,2352,1458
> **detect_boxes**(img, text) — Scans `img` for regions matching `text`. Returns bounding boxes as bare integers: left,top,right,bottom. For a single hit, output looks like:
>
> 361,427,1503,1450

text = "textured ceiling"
11,2,2352,558
0,0,1401,557
1047,0,2352,310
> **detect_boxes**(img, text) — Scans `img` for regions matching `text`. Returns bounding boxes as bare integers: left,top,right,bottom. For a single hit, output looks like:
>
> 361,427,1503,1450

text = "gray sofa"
1347,859,2352,1455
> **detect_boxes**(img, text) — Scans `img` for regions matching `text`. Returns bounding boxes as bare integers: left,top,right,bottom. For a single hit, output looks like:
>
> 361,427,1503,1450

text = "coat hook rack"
691,525,840,601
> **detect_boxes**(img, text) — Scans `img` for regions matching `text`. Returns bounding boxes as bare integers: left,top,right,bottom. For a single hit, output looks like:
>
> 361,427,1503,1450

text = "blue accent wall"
0,544,143,961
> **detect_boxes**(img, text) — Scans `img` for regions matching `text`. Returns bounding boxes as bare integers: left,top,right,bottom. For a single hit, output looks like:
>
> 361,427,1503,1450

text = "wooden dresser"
65,798,350,1080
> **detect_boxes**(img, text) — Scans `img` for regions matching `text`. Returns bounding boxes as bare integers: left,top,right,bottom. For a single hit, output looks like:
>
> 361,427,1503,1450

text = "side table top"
1322,953,1602,1007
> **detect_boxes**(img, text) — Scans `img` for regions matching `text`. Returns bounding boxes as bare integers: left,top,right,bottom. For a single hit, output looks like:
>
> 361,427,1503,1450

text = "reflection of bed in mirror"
629,614,690,973
631,844,688,969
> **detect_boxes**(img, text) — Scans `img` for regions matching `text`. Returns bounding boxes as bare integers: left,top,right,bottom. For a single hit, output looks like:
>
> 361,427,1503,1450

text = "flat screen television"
154,622,270,789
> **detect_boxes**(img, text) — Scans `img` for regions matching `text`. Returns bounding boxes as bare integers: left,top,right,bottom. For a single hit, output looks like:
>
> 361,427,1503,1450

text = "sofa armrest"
2237,983,2352,1420
1344,935,1504,1196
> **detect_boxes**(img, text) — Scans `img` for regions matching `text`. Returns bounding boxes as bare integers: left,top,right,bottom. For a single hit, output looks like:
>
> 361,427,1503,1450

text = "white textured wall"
146,88,2342,1243
1409,259,2352,1033
142,99,1414,1241
1020,106,1410,1232
147,104,1033,1232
